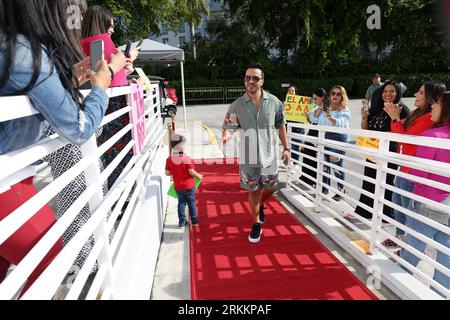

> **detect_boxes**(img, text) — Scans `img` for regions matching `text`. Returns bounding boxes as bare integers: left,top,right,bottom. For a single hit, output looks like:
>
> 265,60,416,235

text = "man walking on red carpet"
222,62,291,244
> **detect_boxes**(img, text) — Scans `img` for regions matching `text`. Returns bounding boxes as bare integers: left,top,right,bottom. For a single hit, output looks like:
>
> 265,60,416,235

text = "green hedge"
169,73,450,102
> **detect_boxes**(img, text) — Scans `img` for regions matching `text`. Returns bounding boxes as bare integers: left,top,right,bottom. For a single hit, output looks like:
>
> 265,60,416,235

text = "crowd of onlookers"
289,74,449,295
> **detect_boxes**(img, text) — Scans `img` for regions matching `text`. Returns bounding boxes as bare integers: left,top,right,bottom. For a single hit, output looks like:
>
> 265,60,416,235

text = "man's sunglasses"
245,76,263,82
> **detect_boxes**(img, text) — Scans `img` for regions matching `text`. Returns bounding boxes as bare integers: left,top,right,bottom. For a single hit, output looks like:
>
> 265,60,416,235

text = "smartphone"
90,40,104,72
124,41,132,58
361,99,369,112
323,96,331,113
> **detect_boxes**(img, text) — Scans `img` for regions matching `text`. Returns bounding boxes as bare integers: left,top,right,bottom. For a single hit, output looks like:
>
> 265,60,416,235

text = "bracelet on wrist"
107,66,115,81
283,147,291,152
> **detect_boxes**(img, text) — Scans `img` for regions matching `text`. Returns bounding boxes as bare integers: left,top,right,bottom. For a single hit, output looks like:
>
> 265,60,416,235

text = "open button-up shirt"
223,90,285,168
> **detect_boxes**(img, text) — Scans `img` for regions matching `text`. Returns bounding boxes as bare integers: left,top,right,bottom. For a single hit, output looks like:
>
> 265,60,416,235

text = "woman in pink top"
82,5,141,188
400,91,450,294
382,81,446,247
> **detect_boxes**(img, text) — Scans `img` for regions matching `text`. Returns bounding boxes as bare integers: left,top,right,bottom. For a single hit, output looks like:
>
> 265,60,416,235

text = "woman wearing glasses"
310,86,351,201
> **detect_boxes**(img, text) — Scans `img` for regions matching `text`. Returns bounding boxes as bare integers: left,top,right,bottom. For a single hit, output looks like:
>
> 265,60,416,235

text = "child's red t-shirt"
165,154,196,191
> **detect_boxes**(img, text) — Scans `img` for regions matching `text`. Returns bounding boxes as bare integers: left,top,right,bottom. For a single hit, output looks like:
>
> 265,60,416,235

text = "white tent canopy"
120,39,187,129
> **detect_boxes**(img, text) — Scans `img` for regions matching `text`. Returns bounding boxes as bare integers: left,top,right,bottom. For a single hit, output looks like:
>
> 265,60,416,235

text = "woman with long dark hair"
0,0,123,295
353,81,410,220
382,81,446,247
401,91,450,293
299,88,327,187
82,5,139,189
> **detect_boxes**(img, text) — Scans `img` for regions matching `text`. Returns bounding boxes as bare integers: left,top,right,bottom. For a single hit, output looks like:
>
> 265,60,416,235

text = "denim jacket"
0,36,109,155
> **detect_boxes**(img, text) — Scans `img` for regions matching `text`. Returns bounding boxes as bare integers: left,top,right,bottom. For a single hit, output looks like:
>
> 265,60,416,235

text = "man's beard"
246,85,260,94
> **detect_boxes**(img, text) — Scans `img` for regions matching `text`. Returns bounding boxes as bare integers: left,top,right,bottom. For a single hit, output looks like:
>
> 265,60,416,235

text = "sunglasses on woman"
330,91,342,96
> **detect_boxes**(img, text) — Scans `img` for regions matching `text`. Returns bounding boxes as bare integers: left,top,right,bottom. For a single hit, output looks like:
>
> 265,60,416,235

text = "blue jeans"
392,176,415,237
400,201,450,293
323,148,345,190
175,187,198,224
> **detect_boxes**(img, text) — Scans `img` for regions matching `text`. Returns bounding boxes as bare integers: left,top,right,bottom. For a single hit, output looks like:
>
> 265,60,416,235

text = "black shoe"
259,205,266,224
178,220,188,228
191,218,199,226
248,223,262,243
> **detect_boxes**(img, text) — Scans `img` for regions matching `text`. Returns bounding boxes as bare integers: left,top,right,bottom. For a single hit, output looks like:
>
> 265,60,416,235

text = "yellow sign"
135,68,154,92
356,136,380,162
283,94,314,123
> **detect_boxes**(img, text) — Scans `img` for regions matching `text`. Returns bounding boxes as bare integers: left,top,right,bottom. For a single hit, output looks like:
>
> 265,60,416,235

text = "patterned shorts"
239,164,280,192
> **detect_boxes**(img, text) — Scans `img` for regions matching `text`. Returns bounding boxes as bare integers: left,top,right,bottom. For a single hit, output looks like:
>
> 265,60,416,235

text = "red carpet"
190,160,378,300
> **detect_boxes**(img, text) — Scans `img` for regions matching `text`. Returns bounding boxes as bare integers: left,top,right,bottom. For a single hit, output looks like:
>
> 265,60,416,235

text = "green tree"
224,0,449,76
175,0,210,59
87,0,187,44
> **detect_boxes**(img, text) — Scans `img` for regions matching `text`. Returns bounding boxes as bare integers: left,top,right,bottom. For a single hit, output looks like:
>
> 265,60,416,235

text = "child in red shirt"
165,134,203,228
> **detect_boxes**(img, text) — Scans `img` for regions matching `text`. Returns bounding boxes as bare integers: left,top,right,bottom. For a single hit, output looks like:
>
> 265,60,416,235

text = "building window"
161,24,168,35
179,36,186,47
178,24,186,33
162,38,169,45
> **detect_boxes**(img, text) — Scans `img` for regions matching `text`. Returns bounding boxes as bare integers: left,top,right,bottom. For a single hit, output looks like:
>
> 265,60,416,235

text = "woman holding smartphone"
40,2,127,279
353,81,410,220
0,0,125,296
82,5,141,189
300,88,327,187
309,86,351,201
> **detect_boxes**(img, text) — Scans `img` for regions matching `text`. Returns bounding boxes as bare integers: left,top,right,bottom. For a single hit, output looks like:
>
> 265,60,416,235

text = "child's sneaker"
178,220,188,228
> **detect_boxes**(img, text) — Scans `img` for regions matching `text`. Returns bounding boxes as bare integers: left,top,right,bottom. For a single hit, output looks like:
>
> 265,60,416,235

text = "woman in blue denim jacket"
309,85,351,201
0,0,125,297
0,2,127,154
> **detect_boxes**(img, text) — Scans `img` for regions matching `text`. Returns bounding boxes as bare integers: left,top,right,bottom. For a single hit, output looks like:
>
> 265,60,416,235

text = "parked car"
163,81,178,105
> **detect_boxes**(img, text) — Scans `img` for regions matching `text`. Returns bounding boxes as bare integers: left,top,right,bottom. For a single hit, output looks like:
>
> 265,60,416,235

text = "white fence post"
315,129,326,213
368,138,390,255
79,127,115,298
287,124,292,190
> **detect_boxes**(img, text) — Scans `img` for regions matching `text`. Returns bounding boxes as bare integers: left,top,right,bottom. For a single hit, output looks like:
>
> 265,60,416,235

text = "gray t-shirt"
365,83,384,101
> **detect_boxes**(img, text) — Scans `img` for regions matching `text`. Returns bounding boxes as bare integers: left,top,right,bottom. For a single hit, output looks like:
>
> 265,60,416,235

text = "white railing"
0,83,169,300
285,123,450,300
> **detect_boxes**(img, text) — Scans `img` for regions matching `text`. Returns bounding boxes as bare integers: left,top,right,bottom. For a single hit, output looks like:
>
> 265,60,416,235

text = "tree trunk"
191,21,197,60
